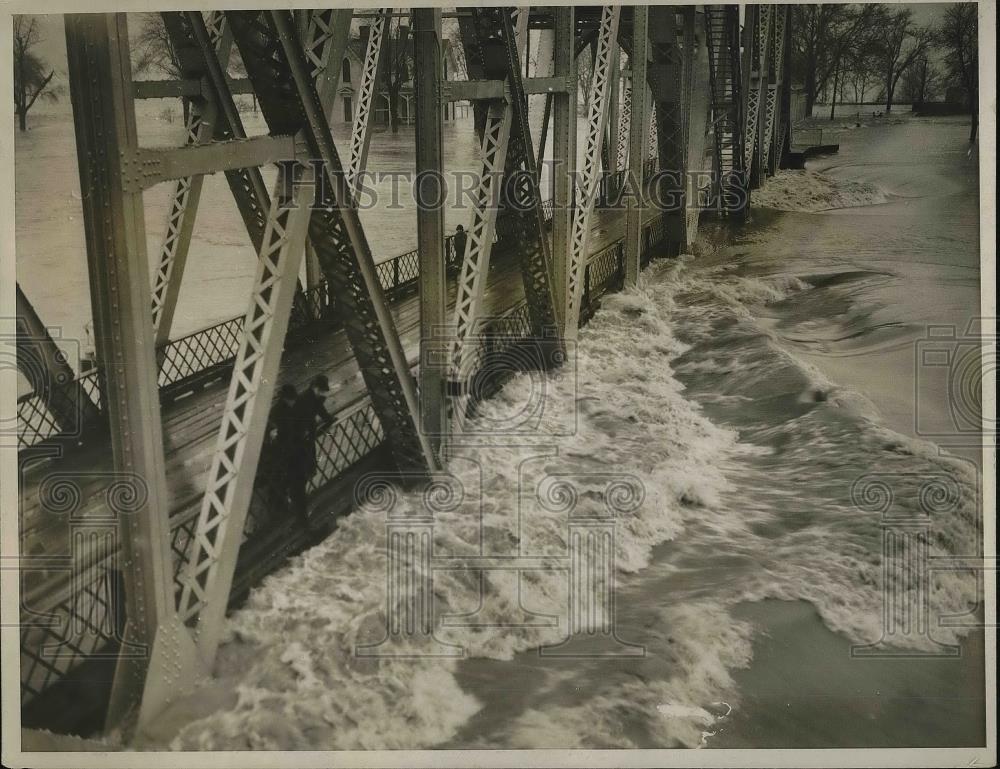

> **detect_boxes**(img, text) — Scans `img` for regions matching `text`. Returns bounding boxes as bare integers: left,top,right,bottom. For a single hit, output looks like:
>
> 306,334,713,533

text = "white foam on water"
167,264,747,750
751,169,890,212
165,245,981,751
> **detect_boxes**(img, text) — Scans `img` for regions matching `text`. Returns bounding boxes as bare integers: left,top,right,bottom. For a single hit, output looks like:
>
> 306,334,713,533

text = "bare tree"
790,4,880,116
13,16,60,131
900,55,939,106
936,2,978,141
578,46,594,112
871,6,931,113
132,13,182,79
132,13,192,122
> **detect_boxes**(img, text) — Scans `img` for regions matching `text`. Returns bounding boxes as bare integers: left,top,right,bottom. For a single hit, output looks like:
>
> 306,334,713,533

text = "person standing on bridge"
452,224,468,270
263,384,298,520
287,374,335,528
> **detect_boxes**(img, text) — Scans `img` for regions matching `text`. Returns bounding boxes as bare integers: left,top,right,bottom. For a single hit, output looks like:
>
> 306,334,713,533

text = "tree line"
791,3,978,139
13,7,980,143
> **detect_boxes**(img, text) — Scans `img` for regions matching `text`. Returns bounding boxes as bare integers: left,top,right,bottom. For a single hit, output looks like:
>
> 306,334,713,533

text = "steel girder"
767,5,790,175
156,12,272,300
617,75,632,171
413,8,448,451
149,13,232,346
648,7,686,254
448,12,529,427
704,5,747,214
565,6,621,335
624,6,649,287
173,8,433,667
743,5,773,188
682,7,712,247
345,8,389,201
533,25,555,170
232,10,435,471
64,13,204,733
760,7,779,175
550,7,577,323
470,8,564,357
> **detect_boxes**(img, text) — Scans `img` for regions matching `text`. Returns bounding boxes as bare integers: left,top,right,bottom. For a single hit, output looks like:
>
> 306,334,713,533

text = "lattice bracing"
617,76,631,171
346,8,389,200
565,6,622,335
150,13,231,341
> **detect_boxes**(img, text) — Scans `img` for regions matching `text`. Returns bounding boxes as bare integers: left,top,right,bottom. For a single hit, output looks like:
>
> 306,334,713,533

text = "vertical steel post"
414,8,447,454
64,13,201,732
648,7,685,255
550,6,576,326
607,49,620,184
682,7,712,247
625,7,649,287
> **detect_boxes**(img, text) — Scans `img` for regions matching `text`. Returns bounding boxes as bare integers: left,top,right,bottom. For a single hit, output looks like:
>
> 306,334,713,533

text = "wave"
751,169,890,212
166,261,747,750
163,252,980,751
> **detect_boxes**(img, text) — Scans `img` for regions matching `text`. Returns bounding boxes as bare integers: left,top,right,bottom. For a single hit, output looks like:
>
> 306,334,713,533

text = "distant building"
333,24,469,126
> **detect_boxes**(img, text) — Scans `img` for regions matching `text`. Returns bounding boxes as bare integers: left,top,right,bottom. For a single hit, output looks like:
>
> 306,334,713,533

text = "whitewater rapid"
160,247,981,751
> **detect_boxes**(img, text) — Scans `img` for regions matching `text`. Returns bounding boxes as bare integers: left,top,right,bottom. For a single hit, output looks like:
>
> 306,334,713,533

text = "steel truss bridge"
13,5,792,739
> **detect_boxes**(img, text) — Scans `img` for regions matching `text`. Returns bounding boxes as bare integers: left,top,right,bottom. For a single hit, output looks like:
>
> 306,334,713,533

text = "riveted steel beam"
471,7,563,357
447,11,528,431
624,6,649,287
704,5,747,216
64,13,203,734
345,8,389,202
550,6,576,319
565,6,621,336
125,134,305,193
152,11,272,347
414,8,447,453
648,6,686,255
174,9,357,665
132,76,255,99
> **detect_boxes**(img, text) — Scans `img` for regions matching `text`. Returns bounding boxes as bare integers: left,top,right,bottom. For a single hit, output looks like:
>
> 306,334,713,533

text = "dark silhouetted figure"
287,374,334,527
452,224,468,268
263,383,298,519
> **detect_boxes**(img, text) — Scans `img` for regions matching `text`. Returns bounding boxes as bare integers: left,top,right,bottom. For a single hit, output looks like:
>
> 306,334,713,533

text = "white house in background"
332,23,470,126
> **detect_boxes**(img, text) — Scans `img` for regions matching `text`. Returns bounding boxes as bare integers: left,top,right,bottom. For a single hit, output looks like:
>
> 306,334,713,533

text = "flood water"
117,113,985,751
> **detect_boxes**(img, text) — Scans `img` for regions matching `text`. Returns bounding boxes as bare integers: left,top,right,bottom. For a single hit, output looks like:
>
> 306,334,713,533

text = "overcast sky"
20,5,960,98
